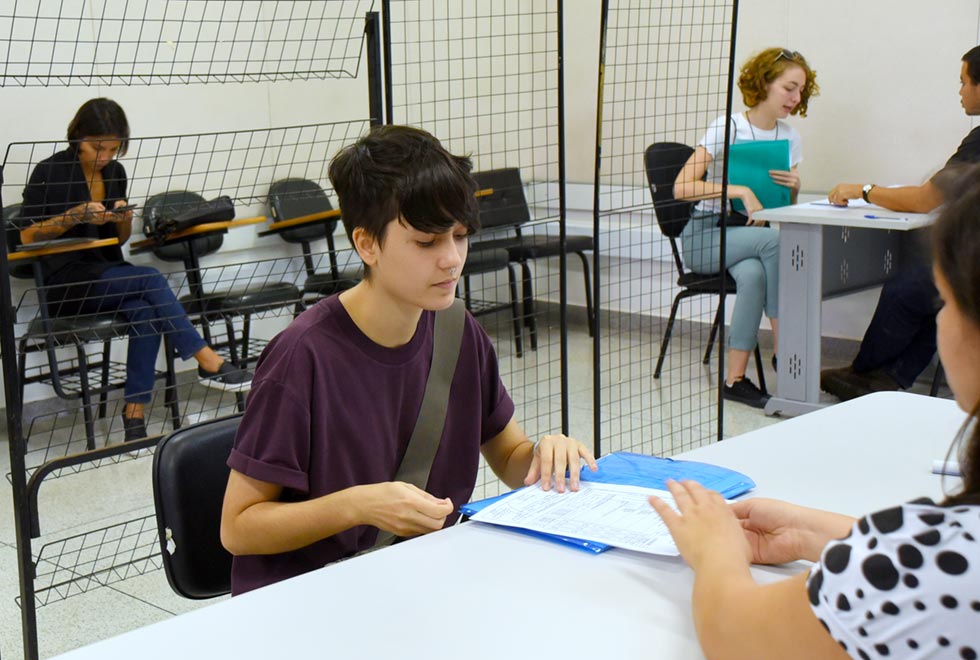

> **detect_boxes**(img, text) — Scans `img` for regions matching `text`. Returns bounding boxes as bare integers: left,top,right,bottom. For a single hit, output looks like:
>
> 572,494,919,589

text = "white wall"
562,0,980,188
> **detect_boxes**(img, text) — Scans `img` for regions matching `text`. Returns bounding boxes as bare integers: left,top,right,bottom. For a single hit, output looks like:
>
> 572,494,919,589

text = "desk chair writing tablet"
266,178,360,309
470,168,595,344
142,191,301,370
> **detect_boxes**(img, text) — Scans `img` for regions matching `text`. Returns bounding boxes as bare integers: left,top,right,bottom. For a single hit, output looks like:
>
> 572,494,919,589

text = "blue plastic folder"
459,452,755,554
729,139,791,212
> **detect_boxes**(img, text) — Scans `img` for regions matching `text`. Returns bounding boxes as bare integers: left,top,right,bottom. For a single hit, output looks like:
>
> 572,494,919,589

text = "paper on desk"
804,198,871,208
471,481,681,556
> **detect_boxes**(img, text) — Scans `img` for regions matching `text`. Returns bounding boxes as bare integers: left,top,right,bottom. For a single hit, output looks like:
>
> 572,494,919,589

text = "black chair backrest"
152,413,242,599
268,178,339,244
644,142,697,239
472,168,531,231
143,190,223,263
2,203,34,279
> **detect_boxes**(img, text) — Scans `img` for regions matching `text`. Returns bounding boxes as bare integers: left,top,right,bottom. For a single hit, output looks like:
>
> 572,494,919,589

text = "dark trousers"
79,265,207,403
852,265,938,388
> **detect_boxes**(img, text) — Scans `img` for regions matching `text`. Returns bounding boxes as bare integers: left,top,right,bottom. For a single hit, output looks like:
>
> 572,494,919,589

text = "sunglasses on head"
774,49,801,63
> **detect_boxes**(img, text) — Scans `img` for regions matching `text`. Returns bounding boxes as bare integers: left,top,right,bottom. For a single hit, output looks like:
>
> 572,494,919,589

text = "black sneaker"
198,361,253,391
723,377,770,409
121,414,147,442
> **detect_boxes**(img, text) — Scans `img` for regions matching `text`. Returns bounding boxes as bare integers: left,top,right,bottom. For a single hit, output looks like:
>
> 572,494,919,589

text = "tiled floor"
0,307,947,659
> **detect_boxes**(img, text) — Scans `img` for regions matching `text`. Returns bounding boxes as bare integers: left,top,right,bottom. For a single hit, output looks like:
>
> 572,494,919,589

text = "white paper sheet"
471,482,681,556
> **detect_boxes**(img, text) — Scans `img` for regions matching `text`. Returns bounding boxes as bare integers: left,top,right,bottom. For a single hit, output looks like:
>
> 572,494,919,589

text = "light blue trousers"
679,212,779,352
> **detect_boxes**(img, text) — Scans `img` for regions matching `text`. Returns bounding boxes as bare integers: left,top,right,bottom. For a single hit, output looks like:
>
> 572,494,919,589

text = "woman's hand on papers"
827,183,862,206
649,479,752,571
524,434,598,494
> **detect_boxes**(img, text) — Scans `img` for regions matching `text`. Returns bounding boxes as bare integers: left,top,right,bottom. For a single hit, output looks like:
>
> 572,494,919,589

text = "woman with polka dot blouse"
649,167,980,660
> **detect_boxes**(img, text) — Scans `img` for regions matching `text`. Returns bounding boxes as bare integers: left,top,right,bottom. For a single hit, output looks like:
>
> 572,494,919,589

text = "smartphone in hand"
110,203,138,214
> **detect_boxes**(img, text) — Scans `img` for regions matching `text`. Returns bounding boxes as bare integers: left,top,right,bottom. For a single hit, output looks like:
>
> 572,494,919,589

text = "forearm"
794,507,856,562
692,558,761,660
867,183,942,213
221,486,363,556
692,570,841,660
21,213,76,243
674,180,738,202
493,440,535,490
116,219,132,244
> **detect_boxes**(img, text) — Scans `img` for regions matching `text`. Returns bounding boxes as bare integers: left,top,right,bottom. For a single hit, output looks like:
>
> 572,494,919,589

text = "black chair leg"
97,339,111,419
577,251,594,337
519,261,537,351
75,345,97,451
703,303,723,365
163,336,181,431
506,265,524,358
753,346,767,395
655,292,685,379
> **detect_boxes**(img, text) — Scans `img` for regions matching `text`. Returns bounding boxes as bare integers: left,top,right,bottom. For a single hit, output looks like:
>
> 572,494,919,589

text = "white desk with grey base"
754,202,933,416
52,392,963,660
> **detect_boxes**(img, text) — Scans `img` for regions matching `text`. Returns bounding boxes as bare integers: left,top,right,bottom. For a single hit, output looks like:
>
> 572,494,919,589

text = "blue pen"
864,214,906,220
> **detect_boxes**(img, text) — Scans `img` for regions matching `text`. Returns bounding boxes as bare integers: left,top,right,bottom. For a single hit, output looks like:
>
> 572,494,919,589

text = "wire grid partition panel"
385,0,570,500
5,120,368,464
0,0,374,86
595,1,736,457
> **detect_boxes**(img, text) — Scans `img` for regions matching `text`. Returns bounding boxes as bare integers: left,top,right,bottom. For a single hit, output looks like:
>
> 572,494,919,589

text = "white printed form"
471,482,681,556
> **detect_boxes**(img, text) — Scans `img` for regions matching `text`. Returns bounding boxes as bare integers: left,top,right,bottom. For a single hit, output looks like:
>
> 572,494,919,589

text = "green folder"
728,139,791,211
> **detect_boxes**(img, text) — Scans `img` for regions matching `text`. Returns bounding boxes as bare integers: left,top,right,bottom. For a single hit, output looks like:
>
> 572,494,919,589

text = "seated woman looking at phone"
20,98,251,442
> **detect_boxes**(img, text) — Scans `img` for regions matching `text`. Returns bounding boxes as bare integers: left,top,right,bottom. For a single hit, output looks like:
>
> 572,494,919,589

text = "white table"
54,392,964,660
754,202,933,416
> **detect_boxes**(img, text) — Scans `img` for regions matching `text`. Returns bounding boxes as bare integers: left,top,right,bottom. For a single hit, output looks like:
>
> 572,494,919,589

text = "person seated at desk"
19,98,252,442
649,167,980,660
220,125,597,595
821,45,980,401
674,47,819,409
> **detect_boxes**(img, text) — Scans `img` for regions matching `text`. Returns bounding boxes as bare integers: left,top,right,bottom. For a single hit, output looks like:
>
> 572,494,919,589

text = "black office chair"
644,142,766,391
5,203,181,448
267,178,360,308
152,413,241,599
470,168,595,347
460,245,525,357
143,191,301,369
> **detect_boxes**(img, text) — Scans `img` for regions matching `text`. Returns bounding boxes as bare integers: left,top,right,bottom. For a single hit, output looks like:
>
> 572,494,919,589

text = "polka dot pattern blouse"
807,499,980,659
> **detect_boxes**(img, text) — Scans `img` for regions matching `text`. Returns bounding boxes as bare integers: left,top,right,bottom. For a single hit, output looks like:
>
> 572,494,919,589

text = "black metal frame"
1,9,384,658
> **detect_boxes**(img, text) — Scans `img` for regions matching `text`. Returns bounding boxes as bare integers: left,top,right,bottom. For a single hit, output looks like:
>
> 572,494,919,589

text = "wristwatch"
862,183,876,203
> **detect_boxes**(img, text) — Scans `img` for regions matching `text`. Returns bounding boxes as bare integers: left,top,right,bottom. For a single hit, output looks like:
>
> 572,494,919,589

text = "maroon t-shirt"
227,295,515,595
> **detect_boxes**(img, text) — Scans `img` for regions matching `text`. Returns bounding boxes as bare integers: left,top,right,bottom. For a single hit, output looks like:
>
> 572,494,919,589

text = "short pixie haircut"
738,47,819,118
67,98,130,156
328,125,479,275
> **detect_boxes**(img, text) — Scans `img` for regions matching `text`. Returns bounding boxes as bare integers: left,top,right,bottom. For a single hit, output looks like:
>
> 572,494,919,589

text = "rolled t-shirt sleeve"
228,378,313,493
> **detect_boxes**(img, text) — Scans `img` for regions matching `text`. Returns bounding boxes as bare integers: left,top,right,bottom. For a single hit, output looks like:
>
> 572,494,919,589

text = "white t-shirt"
807,499,980,660
695,112,803,214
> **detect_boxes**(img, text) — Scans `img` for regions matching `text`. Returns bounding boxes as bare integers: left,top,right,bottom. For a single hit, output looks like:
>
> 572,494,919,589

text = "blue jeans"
78,265,207,403
852,265,938,388
680,212,779,352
